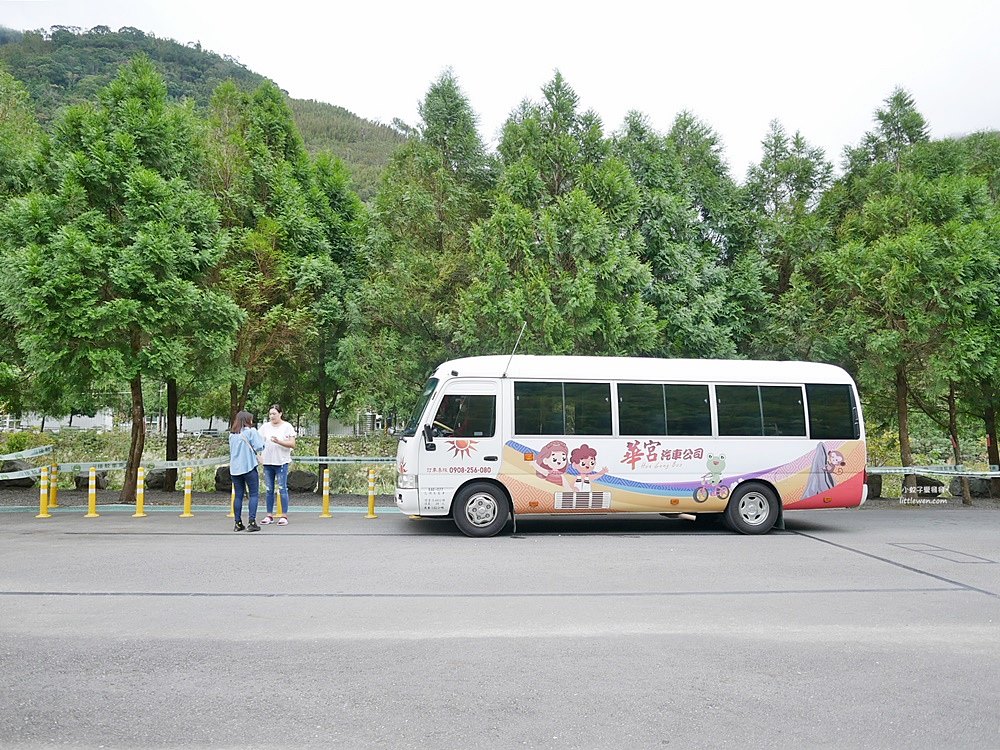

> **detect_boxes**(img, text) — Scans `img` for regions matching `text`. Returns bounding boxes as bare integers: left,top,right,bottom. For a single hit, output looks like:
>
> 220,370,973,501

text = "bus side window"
515,382,563,435
717,385,763,436
806,384,858,439
435,395,496,438
760,386,805,437
564,383,611,435
665,384,711,436
618,383,666,435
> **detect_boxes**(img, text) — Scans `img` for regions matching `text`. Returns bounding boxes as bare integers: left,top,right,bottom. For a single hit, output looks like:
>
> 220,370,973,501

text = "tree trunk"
896,367,916,493
946,383,970,505
39,415,45,433
316,336,333,484
229,382,240,425
984,400,1000,499
318,393,332,482
164,378,178,493
121,374,145,503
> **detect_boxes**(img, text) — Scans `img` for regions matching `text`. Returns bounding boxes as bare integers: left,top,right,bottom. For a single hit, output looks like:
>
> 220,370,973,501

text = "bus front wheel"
724,483,779,535
452,483,510,537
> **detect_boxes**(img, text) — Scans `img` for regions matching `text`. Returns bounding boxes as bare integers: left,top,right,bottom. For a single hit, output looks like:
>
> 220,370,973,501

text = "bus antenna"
502,322,527,378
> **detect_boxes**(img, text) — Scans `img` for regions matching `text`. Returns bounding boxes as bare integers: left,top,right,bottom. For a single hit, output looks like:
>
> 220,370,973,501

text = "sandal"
276,517,288,526
260,515,274,525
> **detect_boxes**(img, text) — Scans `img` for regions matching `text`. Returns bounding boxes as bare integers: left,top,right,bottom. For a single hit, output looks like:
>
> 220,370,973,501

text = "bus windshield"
400,378,438,437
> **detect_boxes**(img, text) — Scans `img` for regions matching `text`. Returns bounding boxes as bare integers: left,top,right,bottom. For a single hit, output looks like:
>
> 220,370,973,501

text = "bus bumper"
396,488,419,515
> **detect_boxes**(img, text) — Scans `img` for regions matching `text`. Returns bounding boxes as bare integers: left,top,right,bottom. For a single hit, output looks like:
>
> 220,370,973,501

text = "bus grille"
554,492,612,510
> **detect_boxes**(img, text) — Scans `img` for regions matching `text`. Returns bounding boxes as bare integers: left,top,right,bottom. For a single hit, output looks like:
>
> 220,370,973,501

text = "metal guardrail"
0,454,395,482
0,445,53,461
868,465,1000,478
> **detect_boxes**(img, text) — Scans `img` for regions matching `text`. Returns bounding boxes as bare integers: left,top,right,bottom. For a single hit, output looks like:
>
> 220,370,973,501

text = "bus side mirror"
422,424,436,450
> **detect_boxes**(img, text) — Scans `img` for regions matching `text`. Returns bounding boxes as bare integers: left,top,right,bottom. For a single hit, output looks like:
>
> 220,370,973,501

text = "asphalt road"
1,505,998,749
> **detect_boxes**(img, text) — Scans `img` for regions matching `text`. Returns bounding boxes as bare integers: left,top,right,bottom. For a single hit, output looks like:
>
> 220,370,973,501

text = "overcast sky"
4,0,1000,180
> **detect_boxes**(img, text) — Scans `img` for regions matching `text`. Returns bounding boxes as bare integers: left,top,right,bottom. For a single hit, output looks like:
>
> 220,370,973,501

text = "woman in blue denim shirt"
229,410,265,532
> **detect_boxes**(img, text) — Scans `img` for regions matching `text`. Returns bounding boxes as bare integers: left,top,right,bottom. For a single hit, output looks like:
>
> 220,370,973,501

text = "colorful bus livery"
394,356,867,536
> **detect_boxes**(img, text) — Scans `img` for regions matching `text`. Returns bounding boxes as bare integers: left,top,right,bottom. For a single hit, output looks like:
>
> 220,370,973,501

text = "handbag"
240,431,264,467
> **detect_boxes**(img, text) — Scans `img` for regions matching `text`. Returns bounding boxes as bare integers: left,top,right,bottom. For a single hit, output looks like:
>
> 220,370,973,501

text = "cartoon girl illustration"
535,440,570,487
569,444,607,491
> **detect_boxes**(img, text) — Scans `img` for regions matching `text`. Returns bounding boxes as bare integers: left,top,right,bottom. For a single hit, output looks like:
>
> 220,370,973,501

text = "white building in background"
8,410,114,432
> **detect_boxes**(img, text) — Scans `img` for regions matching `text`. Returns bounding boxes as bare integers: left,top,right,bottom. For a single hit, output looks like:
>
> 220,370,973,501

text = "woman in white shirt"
258,404,296,525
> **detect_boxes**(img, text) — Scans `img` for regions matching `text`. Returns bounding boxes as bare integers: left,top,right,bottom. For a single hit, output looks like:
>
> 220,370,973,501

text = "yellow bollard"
275,486,284,517
319,468,331,518
84,467,99,518
366,466,377,519
48,464,59,508
179,467,194,517
228,484,235,518
133,466,147,518
36,466,51,518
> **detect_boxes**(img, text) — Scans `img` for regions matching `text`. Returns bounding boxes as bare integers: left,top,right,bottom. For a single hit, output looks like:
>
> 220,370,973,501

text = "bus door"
419,379,502,514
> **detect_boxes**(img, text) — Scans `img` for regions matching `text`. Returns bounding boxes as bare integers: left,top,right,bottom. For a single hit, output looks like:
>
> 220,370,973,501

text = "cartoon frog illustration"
705,453,726,484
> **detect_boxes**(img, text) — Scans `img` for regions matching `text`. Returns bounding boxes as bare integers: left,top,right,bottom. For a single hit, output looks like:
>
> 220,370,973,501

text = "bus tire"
452,482,510,538
724,483,779,535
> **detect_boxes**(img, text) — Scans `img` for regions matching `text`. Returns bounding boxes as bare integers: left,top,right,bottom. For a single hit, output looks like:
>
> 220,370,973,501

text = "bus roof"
433,355,856,385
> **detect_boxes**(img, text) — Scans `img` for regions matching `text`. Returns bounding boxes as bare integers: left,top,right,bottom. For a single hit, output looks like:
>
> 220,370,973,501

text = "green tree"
0,56,241,501
453,73,657,357
294,152,366,466
0,66,48,416
843,87,929,175
613,112,735,357
664,111,768,355
204,79,367,466
742,120,834,359
745,120,833,297
339,70,492,415
0,65,46,199
819,108,998,494
204,81,321,421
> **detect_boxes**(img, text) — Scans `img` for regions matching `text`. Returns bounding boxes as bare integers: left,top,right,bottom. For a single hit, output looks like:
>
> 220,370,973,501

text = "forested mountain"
0,25,404,198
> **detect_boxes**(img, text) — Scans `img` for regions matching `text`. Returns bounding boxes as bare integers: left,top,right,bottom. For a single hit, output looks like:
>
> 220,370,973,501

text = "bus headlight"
397,473,417,490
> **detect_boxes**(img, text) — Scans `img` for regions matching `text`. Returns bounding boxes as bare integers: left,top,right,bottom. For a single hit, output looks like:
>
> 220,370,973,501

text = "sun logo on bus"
446,439,478,459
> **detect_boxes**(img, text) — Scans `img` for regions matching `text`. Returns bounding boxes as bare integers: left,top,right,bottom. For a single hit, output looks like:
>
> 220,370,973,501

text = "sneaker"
234,520,245,532
246,519,261,533
260,515,274,525
276,517,288,526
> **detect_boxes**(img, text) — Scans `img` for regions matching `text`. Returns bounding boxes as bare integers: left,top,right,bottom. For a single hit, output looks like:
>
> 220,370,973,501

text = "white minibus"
394,356,867,536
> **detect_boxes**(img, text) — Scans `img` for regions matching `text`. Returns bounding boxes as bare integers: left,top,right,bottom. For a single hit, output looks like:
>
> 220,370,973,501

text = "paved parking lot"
1,506,998,748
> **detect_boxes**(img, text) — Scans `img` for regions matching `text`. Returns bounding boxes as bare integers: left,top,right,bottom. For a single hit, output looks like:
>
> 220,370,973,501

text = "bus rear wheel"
452,483,510,537
724,483,779,535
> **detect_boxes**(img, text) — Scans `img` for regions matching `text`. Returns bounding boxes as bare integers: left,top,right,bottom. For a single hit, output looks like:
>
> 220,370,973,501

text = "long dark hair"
230,411,254,434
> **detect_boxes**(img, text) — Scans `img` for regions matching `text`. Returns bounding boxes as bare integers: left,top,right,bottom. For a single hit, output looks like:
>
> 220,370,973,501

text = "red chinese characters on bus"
621,441,644,469
644,440,661,462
